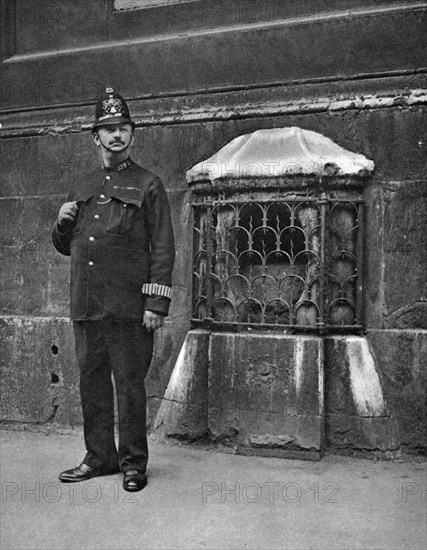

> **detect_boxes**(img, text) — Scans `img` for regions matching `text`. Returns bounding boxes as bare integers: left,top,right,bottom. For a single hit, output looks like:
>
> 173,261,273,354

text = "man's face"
94,123,134,152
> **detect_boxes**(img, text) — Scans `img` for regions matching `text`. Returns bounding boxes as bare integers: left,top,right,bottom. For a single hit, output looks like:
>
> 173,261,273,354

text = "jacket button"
94,214,99,219
123,203,127,208
88,261,94,266
105,176,111,180
89,236,95,241
100,194,105,199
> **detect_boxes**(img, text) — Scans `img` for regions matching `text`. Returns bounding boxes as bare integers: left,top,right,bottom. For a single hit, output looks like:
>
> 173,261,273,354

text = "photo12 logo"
2,481,139,505
201,481,340,504
401,482,426,503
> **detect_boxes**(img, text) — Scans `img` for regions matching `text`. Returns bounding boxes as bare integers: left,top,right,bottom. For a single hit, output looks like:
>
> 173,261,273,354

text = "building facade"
1,0,426,454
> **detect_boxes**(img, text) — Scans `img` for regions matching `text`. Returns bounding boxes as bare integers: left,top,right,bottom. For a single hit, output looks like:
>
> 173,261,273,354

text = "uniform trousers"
73,319,154,473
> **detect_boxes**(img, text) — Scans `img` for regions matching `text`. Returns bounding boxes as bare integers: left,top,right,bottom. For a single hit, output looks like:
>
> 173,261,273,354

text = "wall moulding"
1,4,426,111
114,0,198,9
0,86,426,139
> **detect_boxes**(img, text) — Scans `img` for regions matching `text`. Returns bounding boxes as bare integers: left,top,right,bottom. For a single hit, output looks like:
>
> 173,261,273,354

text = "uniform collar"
101,157,132,173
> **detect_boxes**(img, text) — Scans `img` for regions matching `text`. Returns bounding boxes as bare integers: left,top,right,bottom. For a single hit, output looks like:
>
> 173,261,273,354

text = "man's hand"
143,310,165,331
58,201,78,226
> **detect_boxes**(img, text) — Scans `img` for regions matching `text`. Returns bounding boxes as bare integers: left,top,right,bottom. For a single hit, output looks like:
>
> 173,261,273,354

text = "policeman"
53,86,175,492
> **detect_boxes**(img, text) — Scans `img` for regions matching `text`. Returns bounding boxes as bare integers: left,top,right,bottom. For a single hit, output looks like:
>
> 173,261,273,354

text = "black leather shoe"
59,463,119,483
123,470,147,492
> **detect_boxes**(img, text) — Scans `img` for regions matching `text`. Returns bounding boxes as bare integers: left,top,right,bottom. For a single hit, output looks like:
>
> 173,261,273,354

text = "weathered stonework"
153,330,210,439
367,330,427,453
0,2,425,457
324,336,400,452
208,333,324,459
154,331,324,459
186,126,374,182
382,182,427,329
0,316,80,426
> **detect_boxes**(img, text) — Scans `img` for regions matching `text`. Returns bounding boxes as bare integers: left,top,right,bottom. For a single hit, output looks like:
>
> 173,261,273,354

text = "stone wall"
1,0,426,453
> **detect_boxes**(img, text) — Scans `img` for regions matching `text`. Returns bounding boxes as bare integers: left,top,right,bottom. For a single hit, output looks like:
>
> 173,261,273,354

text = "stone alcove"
153,127,398,458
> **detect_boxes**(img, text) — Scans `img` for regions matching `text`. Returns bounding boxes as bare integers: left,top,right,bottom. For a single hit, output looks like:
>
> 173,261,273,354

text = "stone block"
0,316,81,426
324,335,404,452
153,330,210,439
367,330,427,452
147,320,192,428
325,414,400,451
0,196,70,317
208,333,323,458
382,181,427,328
0,133,98,198
325,336,389,417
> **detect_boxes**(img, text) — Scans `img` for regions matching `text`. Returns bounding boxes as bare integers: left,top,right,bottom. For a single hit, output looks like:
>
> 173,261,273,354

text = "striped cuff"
141,283,172,299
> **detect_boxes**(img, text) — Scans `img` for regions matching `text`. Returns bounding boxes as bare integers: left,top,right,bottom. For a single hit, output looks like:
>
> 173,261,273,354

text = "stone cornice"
0,86,426,139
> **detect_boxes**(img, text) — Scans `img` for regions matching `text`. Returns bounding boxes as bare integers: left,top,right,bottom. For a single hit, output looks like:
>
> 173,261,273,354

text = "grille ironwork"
192,194,364,333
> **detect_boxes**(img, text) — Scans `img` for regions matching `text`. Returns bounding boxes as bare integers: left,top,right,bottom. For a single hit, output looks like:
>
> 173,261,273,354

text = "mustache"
110,139,125,144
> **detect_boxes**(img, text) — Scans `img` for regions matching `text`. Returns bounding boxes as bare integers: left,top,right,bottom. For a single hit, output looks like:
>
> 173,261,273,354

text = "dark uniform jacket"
52,158,175,321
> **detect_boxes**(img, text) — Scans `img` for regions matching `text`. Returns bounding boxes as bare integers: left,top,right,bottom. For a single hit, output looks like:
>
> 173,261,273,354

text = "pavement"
0,427,426,550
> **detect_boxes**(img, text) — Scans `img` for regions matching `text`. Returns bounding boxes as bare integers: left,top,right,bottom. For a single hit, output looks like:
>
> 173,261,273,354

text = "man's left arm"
142,177,175,329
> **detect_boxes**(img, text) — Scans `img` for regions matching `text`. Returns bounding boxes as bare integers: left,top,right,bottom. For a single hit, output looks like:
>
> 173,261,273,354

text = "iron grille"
192,195,364,333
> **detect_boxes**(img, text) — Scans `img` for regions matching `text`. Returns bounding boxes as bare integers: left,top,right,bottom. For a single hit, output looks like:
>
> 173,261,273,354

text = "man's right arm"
52,200,78,256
